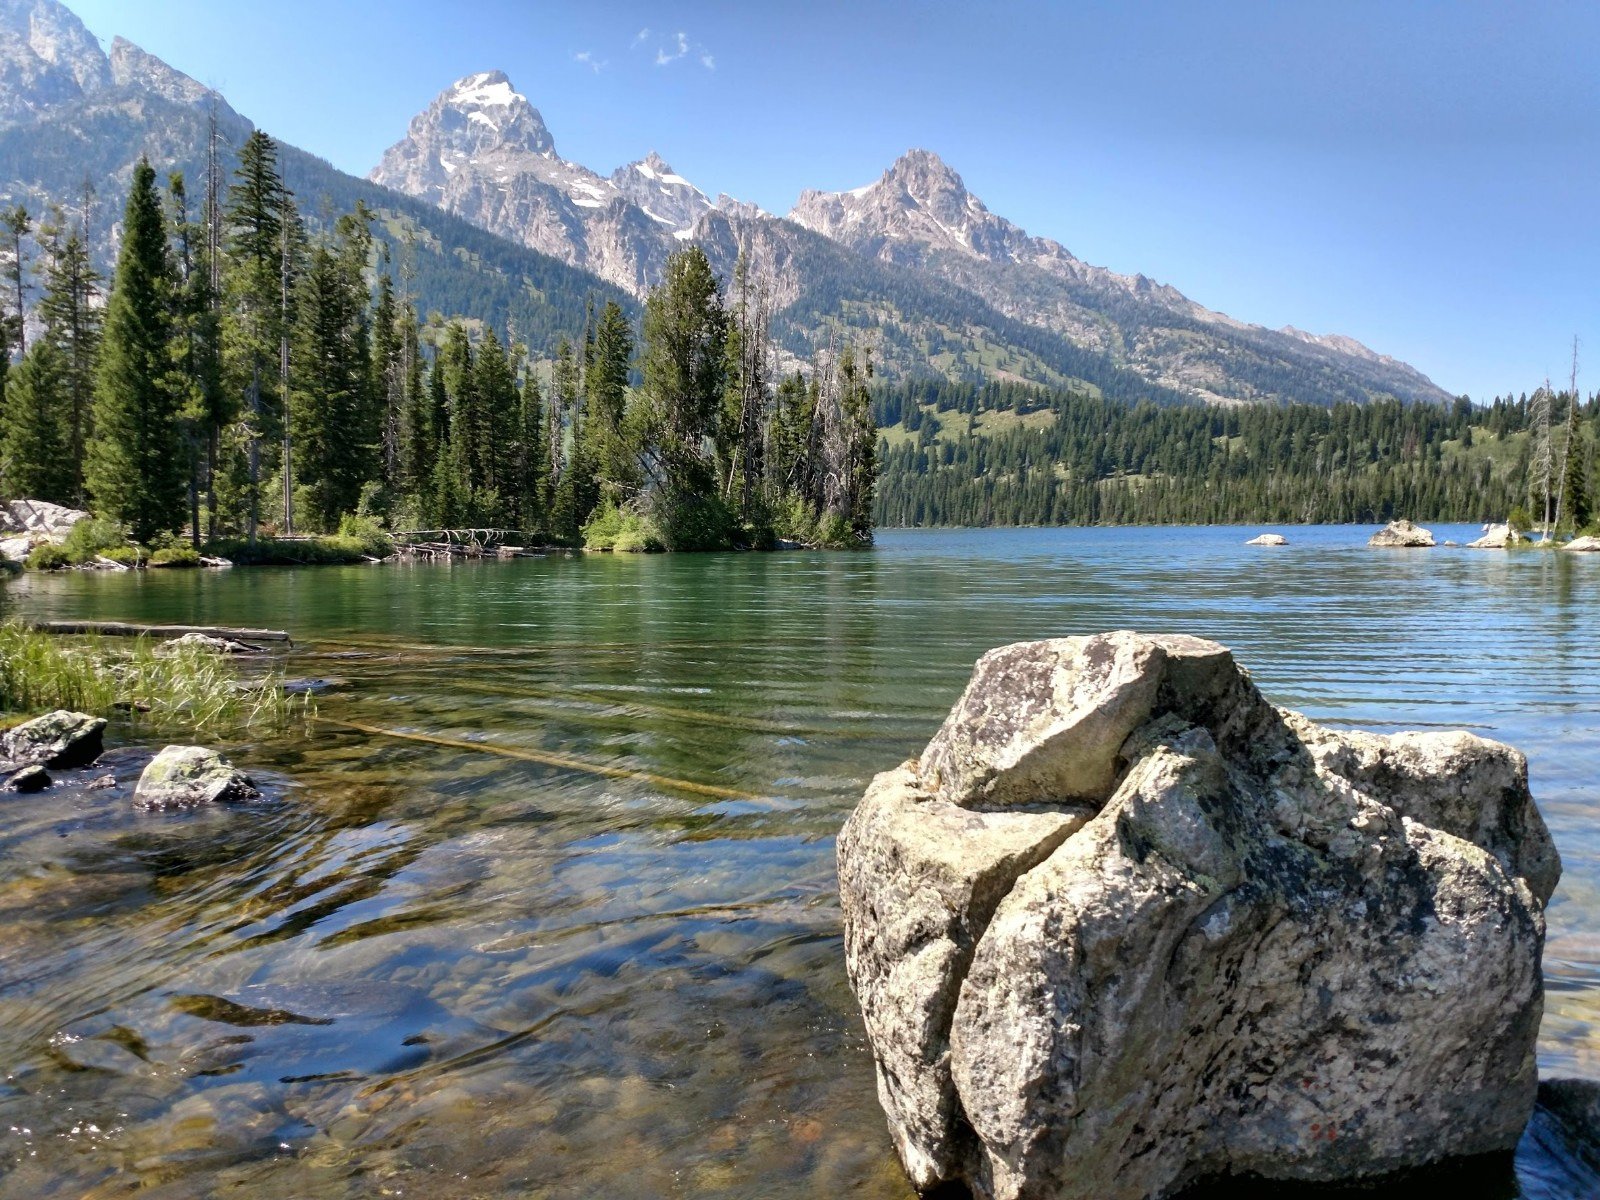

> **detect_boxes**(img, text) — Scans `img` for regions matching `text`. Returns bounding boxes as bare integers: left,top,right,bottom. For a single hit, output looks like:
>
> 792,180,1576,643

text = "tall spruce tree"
638,247,728,546
0,340,72,502
36,209,102,505
86,159,185,542
223,130,293,541
584,299,636,502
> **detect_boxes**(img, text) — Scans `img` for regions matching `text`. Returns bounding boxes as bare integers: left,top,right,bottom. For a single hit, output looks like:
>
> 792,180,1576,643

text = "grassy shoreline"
0,622,310,735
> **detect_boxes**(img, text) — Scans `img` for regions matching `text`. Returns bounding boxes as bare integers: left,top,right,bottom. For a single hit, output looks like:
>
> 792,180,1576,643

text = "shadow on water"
0,526,1598,1197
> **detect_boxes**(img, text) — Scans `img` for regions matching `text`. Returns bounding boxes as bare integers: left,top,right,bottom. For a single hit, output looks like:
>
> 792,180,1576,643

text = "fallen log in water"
27,620,291,644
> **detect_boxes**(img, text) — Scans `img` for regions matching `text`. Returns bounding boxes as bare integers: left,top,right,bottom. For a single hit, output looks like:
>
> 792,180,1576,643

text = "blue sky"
69,0,1599,402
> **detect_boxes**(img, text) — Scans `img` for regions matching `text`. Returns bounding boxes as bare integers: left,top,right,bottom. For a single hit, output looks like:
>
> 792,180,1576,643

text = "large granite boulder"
0,498,88,538
1245,533,1287,546
1368,519,1435,547
1468,523,1524,549
1565,535,1600,552
0,710,106,768
839,631,1558,1200
133,745,260,809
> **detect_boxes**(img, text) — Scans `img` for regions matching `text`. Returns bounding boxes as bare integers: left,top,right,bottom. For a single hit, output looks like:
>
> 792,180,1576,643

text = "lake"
1,525,1598,1198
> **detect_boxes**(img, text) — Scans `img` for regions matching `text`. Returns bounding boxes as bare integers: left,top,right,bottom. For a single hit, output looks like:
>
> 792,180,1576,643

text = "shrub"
1507,505,1533,534
584,503,666,553
655,487,736,552
25,542,69,570
813,512,857,549
205,536,370,566
101,545,146,566
336,514,395,558
61,515,130,564
150,545,201,568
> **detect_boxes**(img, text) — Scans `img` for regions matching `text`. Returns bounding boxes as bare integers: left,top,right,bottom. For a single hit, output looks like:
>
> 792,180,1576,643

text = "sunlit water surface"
1,525,1598,1198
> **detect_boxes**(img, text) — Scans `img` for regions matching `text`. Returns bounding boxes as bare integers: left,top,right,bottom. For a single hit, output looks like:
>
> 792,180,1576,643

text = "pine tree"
0,340,72,502
637,246,728,546
1,205,30,359
86,159,185,542
1560,401,1591,532
584,299,636,501
291,242,372,529
35,209,102,505
223,130,294,541
515,368,547,535
474,326,518,515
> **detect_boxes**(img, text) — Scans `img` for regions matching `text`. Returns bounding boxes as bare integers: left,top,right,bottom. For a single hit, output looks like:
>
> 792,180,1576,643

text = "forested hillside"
874,381,1598,528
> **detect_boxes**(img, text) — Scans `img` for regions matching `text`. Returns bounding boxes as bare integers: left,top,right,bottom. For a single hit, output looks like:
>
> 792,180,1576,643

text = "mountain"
0,0,1454,409
370,71,695,295
789,149,1453,406
372,74,1451,406
0,0,107,125
0,8,630,354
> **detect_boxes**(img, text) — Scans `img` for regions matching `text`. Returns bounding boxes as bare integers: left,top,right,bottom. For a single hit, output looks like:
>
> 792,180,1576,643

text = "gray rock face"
1,709,105,767
839,631,1557,1200
0,496,86,536
1368,519,1435,547
133,745,260,809
2,763,49,791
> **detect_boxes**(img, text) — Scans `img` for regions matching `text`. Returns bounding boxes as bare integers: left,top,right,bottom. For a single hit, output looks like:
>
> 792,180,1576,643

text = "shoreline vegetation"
0,133,879,565
0,621,306,734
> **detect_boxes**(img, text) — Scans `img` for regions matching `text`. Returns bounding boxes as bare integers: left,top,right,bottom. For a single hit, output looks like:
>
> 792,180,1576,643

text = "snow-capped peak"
447,69,520,110
610,151,712,233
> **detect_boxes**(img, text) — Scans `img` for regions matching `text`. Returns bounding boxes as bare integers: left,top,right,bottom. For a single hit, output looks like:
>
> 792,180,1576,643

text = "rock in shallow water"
2,763,50,792
839,630,1558,1200
1368,519,1435,547
0,710,105,768
133,745,260,809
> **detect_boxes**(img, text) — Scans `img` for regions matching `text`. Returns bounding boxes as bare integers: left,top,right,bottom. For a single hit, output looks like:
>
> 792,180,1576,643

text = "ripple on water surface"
1,525,1598,1197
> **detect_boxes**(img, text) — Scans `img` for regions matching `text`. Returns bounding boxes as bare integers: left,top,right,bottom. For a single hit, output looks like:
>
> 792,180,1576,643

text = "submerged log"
27,620,291,644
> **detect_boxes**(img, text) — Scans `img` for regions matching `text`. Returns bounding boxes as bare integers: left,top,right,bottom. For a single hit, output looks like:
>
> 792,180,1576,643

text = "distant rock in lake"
1368,519,1435,547
1565,535,1600,552
1245,533,1287,546
1468,523,1524,549
839,631,1557,1200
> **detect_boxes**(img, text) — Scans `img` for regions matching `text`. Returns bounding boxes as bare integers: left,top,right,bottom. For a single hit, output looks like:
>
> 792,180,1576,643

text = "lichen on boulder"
839,630,1558,1200
0,710,106,768
133,745,260,809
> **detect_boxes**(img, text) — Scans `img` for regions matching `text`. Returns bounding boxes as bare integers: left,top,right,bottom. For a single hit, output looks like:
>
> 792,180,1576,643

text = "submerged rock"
133,745,260,809
1468,523,1524,549
0,710,106,768
1245,533,1287,546
2,764,50,792
1368,519,1435,547
839,630,1557,1200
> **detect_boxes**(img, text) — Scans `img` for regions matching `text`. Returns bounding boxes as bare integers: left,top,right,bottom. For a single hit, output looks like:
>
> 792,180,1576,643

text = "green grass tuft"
0,621,312,735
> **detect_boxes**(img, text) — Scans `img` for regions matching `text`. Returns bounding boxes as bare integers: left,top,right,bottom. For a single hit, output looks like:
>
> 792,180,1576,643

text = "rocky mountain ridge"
0,0,1454,406
372,72,1452,405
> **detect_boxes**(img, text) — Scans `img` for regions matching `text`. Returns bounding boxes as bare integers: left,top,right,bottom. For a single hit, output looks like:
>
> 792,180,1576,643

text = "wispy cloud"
573,49,607,73
644,30,714,70
655,31,690,66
